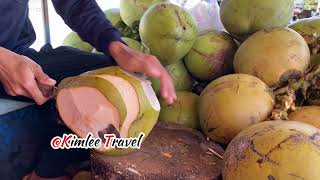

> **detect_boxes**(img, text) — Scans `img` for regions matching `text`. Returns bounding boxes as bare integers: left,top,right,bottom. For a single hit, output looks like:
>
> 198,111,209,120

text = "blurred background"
28,0,320,51
29,0,120,50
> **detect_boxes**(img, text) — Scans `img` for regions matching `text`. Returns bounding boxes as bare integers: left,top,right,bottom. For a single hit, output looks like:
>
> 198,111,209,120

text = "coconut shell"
234,27,310,87
150,60,193,94
289,106,320,128
220,0,294,41
56,75,140,153
289,17,320,54
104,8,122,27
199,74,275,144
62,32,94,52
185,31,237,81
82,66,160,155
223,120,320,180
120,0,167,27
139,2,197,65
158,91,199,129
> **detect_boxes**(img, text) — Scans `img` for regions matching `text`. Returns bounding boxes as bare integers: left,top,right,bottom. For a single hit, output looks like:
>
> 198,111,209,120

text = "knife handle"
36,81,56,98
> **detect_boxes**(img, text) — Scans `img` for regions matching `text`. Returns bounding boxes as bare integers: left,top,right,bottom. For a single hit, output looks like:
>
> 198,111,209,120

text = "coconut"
198,74,275,144
92,37,143,54
289,17,320,57
62,32,94,52
139,2,198,65
120,0,167,27
82,66,161,155
184,31,237,81
223,120,320,180
220,0,294,41
150,60,193,95
158,91,199,129
234,27,310,87
289,106,320,128
56,74,140,153
104,8,122,27
121,37,143,52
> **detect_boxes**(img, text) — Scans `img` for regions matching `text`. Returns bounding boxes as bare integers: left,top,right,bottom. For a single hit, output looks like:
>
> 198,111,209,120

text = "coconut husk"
270,65,320,120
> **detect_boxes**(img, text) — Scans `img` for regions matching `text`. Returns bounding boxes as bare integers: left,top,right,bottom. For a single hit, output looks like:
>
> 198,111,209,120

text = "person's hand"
109,41,177,104
0,47,56,105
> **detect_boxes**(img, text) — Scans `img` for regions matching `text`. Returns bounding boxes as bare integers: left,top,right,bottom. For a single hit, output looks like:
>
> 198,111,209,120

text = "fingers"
137,56,177,104
24,79,48,105
160,72,177,104
34,66,56,86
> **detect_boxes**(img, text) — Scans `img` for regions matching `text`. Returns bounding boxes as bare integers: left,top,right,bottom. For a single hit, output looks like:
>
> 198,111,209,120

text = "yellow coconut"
223,120,320,180
289,106,320,128
198,74,275,144
234,27,310,87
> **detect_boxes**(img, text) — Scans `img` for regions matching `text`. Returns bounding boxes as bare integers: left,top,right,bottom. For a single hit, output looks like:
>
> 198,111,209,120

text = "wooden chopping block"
91,122,224,180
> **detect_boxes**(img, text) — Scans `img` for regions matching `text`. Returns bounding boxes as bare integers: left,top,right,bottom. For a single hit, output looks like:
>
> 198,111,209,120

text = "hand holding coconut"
0,47,56,105
109,41,177,104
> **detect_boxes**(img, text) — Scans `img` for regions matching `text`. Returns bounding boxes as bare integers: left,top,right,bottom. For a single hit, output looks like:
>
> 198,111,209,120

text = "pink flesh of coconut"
56,75,140,152
56,86,120,139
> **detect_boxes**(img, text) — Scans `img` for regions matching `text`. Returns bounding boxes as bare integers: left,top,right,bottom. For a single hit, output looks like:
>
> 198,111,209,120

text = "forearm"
52,0,122,55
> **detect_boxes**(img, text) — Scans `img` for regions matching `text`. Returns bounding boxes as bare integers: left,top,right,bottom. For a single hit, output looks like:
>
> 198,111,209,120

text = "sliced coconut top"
79,66,161,155
96,75,140,138
121,70,160,112
56,86,121,140
56,74,141,153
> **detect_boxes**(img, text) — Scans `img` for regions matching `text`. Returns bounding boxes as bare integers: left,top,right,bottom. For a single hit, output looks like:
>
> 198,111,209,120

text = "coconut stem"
270,65,320,120
207,148,223,160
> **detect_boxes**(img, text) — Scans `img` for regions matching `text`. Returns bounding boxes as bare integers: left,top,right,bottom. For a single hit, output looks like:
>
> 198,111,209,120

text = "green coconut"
120,0,167,27
104,8,122,27
158,91,200,129
92,37,143,54
184,31,237,81
289,17,320,59
57,74,138,154
82,66,161,155
139,2,198,65
62,32,94,52
150,60,193,95
198,74,275,144
234,27,310,87
223,120,320,180
122,37,143,52
220,0,295,41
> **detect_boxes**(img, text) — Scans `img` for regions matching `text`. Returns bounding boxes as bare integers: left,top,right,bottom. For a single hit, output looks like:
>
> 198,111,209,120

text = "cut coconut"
56,74,140,153
57,86,121,140
96,75,139,138
82,66,161,155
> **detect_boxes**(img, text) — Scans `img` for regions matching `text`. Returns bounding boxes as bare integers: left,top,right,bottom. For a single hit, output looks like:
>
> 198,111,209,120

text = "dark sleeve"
51,0,122,56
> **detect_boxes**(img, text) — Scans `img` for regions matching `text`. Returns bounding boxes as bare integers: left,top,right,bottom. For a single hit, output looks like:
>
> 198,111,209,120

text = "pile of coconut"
60,0,320,179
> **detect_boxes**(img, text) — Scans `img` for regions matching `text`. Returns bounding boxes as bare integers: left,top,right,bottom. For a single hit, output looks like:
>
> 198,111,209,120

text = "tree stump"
91,122,224,180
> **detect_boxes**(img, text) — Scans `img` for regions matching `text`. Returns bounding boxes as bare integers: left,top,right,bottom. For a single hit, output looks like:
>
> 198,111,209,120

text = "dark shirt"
0,0,122,55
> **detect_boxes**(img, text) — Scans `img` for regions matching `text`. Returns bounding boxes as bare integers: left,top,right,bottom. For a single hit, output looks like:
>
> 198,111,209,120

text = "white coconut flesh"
95,75,140,138
56,74,140,141
122,71,160,112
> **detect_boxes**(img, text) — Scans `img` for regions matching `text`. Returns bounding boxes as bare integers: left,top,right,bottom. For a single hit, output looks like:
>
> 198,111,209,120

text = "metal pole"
42,0,51,44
